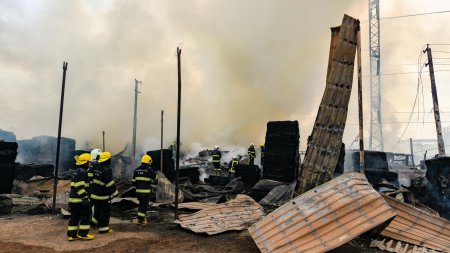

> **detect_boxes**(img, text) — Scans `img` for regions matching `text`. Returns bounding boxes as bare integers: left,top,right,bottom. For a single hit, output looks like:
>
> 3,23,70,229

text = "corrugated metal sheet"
248,173,396,253
297,14,359,195
370,239,444,253
381,195,450,252
177,194,265,235
177,202,218,211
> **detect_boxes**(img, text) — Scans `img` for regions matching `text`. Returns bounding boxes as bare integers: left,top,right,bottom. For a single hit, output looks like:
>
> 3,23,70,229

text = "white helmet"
250,143,254,147
214,145,219,150
90,148,102,161
233,155,237,159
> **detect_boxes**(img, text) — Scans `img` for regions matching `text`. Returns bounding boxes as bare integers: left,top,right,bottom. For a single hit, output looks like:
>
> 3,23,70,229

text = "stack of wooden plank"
0,142,18,193
297,15,359,195
263,121,300,183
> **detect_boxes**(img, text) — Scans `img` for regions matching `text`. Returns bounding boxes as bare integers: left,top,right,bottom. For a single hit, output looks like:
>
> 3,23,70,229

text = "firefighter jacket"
248,146,256,159
228,158,238,173
212,150,221,163
90,164,118,201
132,164,157,196
86,161,98,195
69,166,90,205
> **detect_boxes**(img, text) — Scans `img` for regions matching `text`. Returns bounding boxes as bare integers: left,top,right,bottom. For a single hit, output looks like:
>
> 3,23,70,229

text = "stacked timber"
297,15,359,195
147,149,175,181
263,121,299,183
0,142,18,193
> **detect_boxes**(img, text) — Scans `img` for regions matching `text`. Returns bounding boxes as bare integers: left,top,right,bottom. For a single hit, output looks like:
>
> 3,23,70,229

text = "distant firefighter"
248,143,256,165
228,155,239,178
212,145,222,175
133,155,157,225
90,151,118,234
67,153,94,241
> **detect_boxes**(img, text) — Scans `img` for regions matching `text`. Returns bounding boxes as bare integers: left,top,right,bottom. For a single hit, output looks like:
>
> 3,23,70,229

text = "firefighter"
90,151,118,234
212,145,221,175
248,143,256,165
228,155,239,178
133,155,157,225
67,153,94,241
88,148,102,228
260,144,265,167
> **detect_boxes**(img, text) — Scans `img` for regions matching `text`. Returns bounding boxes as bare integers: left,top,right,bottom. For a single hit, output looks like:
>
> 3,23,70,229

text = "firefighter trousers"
137,195,150,221
93,200,111,233
67,203,91,237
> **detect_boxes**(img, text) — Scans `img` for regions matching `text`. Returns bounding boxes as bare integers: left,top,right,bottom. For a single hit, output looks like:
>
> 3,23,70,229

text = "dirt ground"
0,214,382,253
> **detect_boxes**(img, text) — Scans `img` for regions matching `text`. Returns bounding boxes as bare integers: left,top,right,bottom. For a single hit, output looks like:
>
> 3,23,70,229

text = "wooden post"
424,45,446,156
52,61,68,214
160,110,164,172
174,47,182,220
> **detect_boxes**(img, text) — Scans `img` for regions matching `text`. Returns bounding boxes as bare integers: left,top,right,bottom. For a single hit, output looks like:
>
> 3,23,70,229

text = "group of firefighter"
67,143,264,241
67,149,157,241
212,143,265,176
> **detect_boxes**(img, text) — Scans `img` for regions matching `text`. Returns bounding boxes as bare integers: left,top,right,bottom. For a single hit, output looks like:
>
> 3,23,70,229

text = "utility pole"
409,138,415,166
368,0,384,151
174,47,182,220
424,45,446,156
102,130,105,151
52,61,68,215
357,23,365,174
160,110,164,172
132,79,142,163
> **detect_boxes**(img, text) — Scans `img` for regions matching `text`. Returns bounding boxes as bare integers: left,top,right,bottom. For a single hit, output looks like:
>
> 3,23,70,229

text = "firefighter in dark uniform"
90,151,118,234
248,143,256,165
67,153,94,241
88,148,102,228
228,156,239,178
212,145,222,175
133,155,157,225
260,144,265,167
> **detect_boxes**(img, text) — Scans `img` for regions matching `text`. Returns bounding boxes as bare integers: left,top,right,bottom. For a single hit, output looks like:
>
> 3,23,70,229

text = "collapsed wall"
297,15,359,195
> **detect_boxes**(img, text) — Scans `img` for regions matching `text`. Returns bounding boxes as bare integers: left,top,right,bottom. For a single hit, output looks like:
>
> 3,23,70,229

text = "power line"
380,10,450,21
361,10,450,23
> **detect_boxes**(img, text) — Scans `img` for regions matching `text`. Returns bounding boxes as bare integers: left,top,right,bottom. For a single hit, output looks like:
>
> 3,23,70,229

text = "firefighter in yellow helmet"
67,153,94,241
90,151,118,234
132,155,157,225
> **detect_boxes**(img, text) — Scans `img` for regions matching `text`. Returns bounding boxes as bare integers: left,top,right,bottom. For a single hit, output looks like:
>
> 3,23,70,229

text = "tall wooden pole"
132,79,139,163
102,130,105,151
425,45,446,156
174,47,182,220
160,110,164,172
409,138,415,166
357,23,365,174
52,61,68,214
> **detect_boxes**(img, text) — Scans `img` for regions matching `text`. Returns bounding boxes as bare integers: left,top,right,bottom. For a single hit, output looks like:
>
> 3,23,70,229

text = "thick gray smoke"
1,0,450,155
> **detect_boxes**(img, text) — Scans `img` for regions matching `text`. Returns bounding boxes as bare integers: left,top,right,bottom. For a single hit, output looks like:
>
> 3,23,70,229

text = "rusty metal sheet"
297,14,360,195
177,194,265,235
248,173,396,253
370,239,444,253
381,195,450,252
177,202,218,211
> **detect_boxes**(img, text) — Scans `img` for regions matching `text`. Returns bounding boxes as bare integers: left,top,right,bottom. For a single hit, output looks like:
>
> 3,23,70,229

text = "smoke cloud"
1,0,450,156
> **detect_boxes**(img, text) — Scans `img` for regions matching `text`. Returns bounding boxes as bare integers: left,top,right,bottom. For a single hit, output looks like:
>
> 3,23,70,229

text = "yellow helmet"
141,155,152,164
98,151,112,163
260,143,264,147
75,153,91,166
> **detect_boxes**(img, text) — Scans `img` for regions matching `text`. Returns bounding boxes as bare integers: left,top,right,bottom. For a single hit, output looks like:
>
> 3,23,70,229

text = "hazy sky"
1,0,450,155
